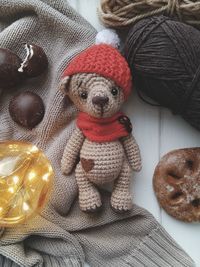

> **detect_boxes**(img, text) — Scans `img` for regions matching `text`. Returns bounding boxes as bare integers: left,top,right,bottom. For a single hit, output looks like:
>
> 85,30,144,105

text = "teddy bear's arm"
121,135,142,172
61,127,85,175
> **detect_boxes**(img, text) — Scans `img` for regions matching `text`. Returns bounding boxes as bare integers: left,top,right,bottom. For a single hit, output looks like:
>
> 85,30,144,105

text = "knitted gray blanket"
0,1,195,266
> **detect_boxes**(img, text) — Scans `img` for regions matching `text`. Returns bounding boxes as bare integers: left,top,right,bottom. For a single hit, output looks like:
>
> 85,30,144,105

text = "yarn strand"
98,0,200,29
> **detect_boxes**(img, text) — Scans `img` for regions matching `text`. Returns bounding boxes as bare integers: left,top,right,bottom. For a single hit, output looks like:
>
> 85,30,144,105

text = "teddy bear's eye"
80,91,88,99
111,87,118,96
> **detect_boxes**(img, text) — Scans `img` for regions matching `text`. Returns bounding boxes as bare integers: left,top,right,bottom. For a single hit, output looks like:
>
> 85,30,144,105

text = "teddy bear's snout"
92,96,109,107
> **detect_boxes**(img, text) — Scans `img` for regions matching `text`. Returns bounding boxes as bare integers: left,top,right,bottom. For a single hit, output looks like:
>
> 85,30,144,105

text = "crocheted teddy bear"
60,30,141,212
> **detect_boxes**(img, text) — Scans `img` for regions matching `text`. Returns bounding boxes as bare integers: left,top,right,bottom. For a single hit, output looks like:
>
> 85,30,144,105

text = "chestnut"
9,91,45,129
18,44,48,78
0,48,24,89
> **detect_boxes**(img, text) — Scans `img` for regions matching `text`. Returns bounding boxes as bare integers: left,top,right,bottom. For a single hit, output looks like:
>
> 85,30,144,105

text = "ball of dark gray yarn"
124,15,200,131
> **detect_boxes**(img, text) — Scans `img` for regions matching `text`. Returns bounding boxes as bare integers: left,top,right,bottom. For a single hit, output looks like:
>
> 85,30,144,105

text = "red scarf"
77,112,132,142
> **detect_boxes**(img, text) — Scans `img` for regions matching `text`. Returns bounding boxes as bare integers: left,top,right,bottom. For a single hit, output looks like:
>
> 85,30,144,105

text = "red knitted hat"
63,30,132,99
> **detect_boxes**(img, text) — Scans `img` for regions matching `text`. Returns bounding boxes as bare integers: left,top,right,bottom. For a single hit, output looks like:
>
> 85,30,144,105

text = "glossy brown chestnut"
0,48,24,89
9,91,45,129
18,44,48,78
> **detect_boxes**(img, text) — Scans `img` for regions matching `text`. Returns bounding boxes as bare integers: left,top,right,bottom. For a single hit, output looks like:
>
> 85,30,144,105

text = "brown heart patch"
81,158,94,172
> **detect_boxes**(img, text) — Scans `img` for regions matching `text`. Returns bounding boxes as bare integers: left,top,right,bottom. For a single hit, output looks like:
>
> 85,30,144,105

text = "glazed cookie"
153,148,200,222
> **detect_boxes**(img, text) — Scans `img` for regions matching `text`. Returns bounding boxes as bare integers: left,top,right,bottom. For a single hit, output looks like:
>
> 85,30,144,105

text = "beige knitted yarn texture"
98,0,200,28
60,73,142,212
0,1,195,266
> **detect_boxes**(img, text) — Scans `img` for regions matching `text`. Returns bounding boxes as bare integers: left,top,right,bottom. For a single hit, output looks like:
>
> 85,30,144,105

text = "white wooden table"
68,1,200,266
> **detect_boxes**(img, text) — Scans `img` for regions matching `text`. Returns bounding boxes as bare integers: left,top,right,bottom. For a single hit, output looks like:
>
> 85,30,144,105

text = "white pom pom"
95,29,120,48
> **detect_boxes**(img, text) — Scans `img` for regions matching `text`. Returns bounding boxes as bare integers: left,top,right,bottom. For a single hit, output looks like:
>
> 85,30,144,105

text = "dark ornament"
18,44,48,78
9,91,45,129
0,48,24,89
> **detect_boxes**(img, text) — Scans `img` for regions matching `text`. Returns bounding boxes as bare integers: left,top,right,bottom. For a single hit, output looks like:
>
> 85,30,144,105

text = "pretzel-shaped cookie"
153,148,200,222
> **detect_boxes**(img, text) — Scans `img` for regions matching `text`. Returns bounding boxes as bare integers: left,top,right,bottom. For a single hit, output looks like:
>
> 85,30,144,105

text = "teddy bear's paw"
61,167,71,175
61,162,73,175
111,192,133,213
79,191,102,213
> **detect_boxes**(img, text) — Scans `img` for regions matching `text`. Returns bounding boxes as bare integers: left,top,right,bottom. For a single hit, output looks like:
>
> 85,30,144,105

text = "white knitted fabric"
0,1,195,266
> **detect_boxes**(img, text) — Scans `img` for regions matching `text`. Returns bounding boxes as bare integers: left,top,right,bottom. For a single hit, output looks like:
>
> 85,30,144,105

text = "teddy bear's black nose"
92,96,109,106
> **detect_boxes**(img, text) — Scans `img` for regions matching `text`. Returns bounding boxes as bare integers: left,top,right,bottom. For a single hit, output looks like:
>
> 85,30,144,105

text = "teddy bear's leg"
111,159,133,212
75,163,102,212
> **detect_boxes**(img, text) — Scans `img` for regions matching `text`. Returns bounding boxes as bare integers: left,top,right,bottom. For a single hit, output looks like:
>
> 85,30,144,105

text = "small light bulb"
42,173,49,181
13,175,19,184
30,146,38,153
23,202,29,211
28,171,36,181
8,187,15,194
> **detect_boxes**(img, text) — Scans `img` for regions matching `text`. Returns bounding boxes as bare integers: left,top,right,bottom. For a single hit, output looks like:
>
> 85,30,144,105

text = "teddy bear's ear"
59,76,71,94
